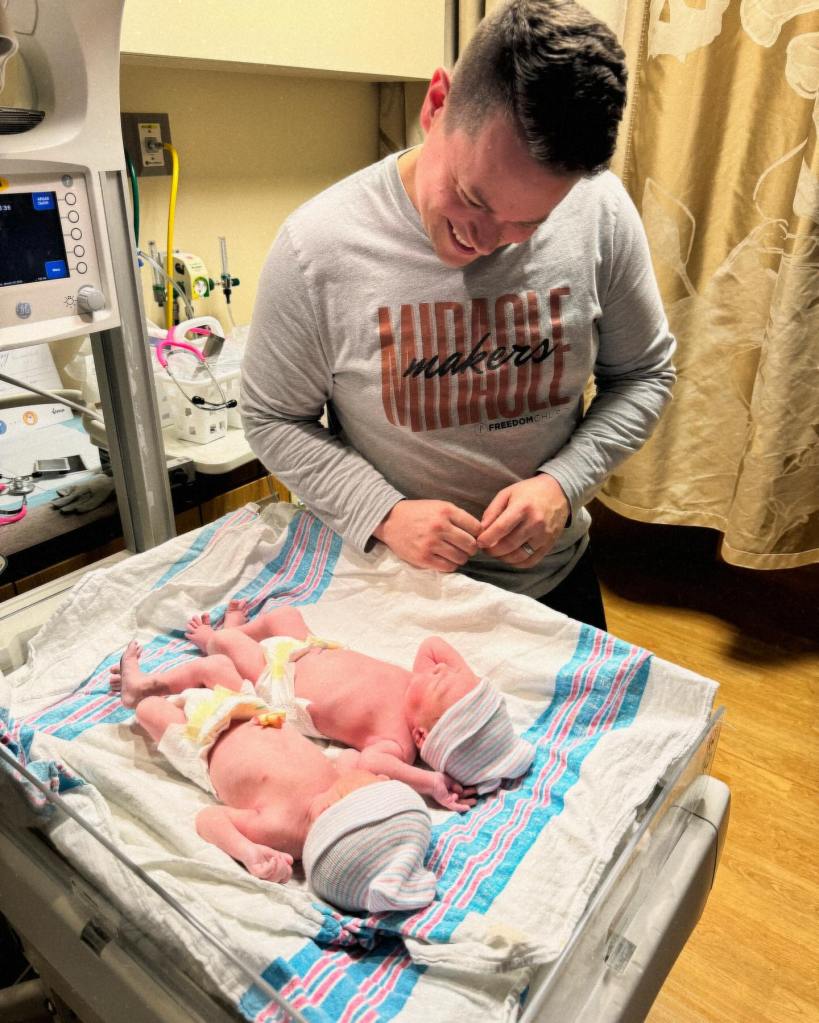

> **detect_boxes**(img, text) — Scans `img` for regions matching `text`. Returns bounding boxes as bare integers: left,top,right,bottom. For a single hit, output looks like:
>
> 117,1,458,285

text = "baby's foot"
109,640,152,708
222,598,250,628
185,612,214,652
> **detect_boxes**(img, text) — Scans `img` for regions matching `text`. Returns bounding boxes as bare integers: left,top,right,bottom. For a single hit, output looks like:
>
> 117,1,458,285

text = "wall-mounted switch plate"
121,112,173,176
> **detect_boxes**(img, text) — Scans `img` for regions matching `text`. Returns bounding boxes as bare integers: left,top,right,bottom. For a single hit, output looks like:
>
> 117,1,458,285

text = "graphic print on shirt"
378,289,571,432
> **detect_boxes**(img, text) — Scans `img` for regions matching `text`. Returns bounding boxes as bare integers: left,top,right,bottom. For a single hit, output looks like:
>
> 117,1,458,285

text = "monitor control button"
76,285,105,313
65,193,77,205
67,210,79,223
15,302,32,319
70,228,82,239
74,245,85,256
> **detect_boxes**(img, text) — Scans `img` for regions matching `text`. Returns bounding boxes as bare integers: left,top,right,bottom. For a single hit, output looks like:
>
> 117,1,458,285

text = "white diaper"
254,634,341,740
157,682,268,794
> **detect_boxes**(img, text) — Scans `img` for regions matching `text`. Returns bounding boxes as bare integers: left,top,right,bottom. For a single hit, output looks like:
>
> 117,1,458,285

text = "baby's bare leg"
188,606,308,648
185,606,307,682
110,642,245,708
235,607,309,644
193,630,266,683
135,695,186,743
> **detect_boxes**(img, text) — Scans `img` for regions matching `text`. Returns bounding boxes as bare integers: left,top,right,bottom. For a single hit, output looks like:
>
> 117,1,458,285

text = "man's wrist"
538,472,573,526
371,499,404,542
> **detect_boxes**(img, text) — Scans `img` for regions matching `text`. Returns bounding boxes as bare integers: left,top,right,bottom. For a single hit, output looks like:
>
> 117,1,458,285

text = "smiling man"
242,0,676,630
399,93,579,267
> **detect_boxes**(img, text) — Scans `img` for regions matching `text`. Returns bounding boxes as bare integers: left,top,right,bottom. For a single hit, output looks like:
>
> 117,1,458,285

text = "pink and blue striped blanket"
1,503,717,1023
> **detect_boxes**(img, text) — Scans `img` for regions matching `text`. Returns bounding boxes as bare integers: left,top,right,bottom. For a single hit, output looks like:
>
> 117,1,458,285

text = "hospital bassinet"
0,503,729,1023
0,716,726,1023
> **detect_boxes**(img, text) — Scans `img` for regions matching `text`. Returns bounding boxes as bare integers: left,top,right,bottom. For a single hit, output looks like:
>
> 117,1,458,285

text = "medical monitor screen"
0,192,69,288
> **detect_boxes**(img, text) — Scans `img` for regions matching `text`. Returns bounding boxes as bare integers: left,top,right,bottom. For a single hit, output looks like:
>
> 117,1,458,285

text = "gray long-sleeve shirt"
241,153,675,598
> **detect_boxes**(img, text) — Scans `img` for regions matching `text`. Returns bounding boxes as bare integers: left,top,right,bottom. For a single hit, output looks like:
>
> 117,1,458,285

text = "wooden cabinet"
120,0,447,81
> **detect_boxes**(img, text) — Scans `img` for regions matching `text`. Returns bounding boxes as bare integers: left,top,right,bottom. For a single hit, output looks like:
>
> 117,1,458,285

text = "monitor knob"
77,285,106,313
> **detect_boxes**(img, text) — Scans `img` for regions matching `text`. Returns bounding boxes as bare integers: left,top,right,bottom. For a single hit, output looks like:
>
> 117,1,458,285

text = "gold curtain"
599,0,819,569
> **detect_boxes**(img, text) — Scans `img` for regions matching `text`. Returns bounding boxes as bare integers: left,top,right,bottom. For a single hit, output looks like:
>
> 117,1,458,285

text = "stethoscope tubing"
154,330,237,412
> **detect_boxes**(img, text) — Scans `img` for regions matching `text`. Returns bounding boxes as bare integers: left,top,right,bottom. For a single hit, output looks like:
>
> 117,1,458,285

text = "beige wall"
121,0,446,81
120,64,380,330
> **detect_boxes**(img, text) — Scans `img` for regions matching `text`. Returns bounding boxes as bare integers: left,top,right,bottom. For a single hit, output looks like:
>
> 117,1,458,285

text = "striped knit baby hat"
303,780,436,913
421,678,535,795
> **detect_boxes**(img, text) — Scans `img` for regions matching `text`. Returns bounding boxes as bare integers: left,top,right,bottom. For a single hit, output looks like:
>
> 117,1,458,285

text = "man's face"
400,75,579,269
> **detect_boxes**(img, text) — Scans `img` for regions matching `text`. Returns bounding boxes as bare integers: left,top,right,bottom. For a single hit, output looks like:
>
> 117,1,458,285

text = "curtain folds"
600,0,819,568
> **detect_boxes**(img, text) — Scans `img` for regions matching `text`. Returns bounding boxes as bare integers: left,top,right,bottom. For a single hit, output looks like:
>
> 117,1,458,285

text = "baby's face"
405,664,478,739
309,769,386,823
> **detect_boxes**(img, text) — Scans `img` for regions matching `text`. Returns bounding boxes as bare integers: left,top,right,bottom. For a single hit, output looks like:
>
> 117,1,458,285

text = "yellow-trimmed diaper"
160,681,281,795
263,634,342,683
255,633,341,740
183,684,269,744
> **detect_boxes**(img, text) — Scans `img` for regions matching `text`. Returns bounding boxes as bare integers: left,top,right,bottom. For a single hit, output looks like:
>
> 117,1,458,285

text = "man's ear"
419,67,452,133
412,725,428,750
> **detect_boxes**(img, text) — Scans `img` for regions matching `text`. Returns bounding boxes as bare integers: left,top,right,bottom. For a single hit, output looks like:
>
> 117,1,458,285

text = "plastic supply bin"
157,360,239,445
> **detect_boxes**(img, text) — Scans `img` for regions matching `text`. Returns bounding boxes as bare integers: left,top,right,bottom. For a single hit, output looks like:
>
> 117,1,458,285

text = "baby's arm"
196,806,293,882
355,740,476,813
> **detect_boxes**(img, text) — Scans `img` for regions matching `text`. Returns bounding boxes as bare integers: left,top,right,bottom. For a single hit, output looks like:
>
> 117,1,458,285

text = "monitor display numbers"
0,191,70,288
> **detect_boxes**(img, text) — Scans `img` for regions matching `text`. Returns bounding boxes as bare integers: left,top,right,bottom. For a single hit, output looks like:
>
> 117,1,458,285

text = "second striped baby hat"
303,780,436,914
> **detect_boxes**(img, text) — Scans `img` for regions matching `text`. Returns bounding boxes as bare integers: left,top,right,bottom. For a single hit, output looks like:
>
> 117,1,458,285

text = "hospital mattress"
0,502,727,1023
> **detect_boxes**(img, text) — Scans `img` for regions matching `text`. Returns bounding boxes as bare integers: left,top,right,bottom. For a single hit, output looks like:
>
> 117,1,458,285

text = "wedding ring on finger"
521,541,536,557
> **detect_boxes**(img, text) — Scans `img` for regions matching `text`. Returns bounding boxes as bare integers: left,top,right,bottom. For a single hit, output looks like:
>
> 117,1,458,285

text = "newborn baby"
113,600,534,809
122,644,437,914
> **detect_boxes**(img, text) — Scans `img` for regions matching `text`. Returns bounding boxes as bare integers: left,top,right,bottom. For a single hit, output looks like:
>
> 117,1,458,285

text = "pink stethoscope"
0,482,27,526
154,328,237,412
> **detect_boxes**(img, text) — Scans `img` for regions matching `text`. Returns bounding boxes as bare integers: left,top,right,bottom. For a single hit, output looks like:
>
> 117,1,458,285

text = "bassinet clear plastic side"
521,708,726,1023
0,744,306,1023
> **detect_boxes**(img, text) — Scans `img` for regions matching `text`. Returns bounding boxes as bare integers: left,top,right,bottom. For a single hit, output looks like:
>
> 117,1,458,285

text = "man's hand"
477,474,570,566
428,772,477,813
373,499,481,572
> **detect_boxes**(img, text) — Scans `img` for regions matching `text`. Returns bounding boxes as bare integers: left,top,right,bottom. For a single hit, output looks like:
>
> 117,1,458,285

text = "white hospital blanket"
0,503,717,1023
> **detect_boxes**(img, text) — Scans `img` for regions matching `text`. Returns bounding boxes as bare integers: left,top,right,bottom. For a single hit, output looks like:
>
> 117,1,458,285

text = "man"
241,0,675,630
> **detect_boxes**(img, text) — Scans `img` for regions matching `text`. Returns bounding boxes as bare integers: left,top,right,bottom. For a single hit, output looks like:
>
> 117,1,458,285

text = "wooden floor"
588,503,819,1023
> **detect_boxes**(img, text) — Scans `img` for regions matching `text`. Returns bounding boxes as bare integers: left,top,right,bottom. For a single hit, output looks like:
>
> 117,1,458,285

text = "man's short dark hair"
446,0,627,176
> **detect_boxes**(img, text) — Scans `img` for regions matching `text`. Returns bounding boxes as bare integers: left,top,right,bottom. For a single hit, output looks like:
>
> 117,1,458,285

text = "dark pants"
536,546,608,631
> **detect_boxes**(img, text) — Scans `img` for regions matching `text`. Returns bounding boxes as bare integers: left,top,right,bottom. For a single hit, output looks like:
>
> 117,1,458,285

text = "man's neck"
397,146,421,213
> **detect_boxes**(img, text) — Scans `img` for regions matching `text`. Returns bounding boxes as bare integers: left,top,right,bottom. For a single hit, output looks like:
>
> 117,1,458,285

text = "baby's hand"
430,772,477,813
243,846,294,884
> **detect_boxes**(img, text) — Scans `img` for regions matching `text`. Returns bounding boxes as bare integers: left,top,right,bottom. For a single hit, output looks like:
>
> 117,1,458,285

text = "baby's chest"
298,654,405,711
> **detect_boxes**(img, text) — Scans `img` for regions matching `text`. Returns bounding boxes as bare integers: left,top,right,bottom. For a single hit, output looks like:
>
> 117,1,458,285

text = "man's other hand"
373,499,481,572
477,474,570,566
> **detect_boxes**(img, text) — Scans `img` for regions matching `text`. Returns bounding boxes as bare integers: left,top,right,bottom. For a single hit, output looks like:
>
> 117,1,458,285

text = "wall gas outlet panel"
121,112,173,176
